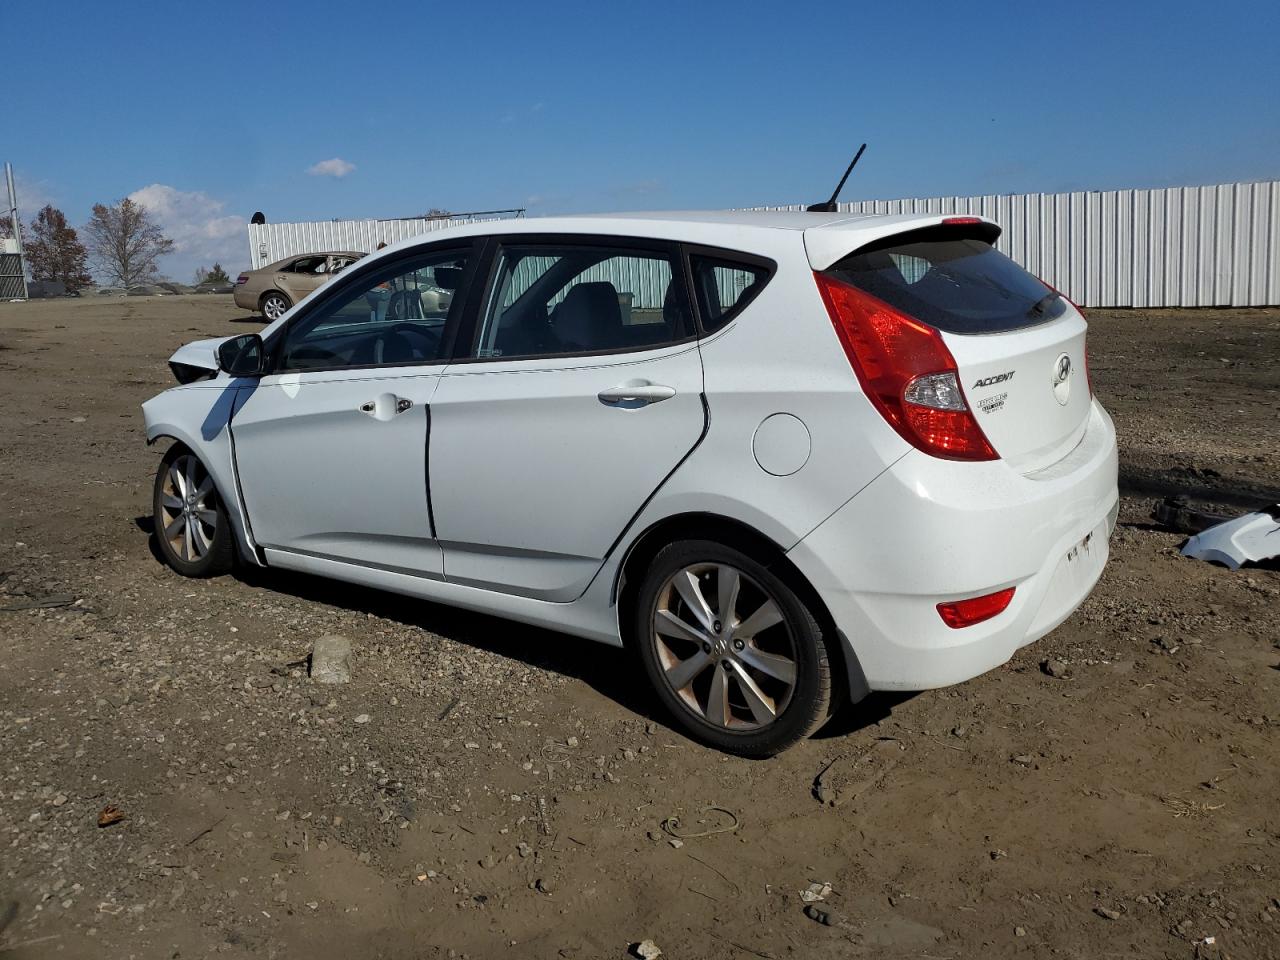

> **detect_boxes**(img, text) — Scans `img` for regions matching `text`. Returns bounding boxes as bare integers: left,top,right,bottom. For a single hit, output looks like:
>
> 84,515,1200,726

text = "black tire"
152,444,234,578
633,539,833,757
260,291,291,322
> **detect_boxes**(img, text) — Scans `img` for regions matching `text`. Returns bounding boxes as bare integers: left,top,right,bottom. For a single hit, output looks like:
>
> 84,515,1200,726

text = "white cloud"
306,157,356,178
128,184,247,279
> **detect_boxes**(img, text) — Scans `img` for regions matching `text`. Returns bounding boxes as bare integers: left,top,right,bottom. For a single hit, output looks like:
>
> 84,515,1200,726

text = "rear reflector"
813,273,998,461
936,587,1016,629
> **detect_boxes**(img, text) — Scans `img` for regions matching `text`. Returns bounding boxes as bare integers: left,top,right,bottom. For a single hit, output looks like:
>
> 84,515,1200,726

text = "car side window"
288,256,326,274
475,244,691,359
689,254,772,333
276,249,472,372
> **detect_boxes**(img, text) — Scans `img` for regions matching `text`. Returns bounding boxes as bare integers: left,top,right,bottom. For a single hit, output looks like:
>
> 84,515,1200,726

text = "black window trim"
681,244,777,335
263,238,486,376
451,233,700,366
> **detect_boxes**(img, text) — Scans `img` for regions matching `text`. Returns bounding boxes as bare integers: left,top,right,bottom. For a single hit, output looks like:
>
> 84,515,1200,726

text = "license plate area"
1065,531,1094,566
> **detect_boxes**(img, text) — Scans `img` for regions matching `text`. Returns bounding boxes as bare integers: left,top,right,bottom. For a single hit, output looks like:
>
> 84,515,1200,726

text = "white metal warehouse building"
246,179,1280,309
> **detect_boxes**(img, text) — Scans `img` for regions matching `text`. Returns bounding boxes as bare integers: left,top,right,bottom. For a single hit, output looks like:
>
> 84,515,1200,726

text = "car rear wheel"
152,445,234,578
634,540,833,756
260,291,290,321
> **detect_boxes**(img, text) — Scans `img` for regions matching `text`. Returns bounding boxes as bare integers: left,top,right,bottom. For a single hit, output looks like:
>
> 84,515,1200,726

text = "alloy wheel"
262,294,288,321
157,454,217,563
651,562,798,730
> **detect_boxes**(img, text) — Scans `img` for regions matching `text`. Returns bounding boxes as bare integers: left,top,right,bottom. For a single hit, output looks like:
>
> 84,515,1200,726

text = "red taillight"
941,216,983,226
813,272,998,461
236,275,248,285
937,587,1016,628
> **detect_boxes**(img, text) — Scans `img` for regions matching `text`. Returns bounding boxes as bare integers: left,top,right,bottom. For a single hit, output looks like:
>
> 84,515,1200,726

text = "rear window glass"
825,230,1067,335
691,255,771,332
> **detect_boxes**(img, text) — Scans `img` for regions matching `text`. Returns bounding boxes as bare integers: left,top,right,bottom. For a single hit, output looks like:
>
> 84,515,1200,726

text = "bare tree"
26,205,93,291
83,198,174,287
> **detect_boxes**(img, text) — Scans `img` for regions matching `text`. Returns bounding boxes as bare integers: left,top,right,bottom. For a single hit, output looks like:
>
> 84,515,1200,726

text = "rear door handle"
597,382,677,406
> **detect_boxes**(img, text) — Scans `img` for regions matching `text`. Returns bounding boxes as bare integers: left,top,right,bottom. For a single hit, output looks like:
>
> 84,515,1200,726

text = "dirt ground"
1,295,1277,960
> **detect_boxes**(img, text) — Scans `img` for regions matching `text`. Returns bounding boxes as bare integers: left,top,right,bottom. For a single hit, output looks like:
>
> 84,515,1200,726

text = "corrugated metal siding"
508,253,673,310
755,180,1279,307
246,212,518,271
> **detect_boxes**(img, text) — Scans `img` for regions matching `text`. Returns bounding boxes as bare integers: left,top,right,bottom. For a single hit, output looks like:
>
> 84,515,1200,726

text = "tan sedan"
234,252,365,321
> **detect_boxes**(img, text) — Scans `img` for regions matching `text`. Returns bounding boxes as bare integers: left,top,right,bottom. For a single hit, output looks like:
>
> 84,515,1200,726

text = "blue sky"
7,0,1279,280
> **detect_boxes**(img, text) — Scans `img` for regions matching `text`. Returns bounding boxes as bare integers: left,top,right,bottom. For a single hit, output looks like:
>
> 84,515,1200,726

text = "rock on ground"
310,634,352,684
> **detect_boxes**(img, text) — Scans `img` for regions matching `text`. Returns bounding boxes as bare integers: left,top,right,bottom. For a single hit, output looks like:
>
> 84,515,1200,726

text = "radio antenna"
806,143,867,213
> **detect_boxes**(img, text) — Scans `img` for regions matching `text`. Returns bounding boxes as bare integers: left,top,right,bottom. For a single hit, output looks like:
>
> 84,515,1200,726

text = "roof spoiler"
803,215,1002,271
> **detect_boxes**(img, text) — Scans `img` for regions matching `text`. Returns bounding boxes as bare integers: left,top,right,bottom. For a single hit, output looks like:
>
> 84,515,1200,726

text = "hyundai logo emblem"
1052,353,1072,405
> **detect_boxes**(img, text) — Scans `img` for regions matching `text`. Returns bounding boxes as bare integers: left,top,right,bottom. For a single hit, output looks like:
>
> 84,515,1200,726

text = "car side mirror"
217,334,266,377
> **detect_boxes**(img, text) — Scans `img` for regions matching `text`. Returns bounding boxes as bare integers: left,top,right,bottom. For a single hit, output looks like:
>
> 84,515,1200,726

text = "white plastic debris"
801,881,833,903
1181,505,1280,570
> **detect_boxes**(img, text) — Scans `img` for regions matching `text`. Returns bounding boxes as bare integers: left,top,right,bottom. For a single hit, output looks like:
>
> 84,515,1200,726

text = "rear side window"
824,229,1067,335
476,244,691,359
690,255,771,332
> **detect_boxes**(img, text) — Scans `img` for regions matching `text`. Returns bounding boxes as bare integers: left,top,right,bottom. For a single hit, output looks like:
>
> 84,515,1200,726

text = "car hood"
169,336,227,375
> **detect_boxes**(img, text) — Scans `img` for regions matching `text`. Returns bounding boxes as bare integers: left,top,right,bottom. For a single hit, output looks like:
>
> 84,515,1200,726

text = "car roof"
368,209,997,271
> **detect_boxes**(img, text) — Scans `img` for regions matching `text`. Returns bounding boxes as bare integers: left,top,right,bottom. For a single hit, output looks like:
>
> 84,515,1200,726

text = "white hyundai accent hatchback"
143,211,1118,756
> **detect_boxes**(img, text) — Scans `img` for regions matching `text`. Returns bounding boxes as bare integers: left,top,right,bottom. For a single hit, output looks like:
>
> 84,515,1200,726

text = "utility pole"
4,162,29,300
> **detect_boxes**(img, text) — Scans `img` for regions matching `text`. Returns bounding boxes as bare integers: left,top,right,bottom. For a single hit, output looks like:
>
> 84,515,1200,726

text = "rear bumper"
788,400,1119,691
232,286,257,311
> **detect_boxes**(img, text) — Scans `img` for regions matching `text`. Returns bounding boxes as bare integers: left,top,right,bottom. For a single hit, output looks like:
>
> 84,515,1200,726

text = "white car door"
230,245,479,577
429,239,706,602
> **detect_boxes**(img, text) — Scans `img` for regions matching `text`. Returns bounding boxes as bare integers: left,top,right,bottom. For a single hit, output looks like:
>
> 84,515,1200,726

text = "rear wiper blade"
1027,291,1060,317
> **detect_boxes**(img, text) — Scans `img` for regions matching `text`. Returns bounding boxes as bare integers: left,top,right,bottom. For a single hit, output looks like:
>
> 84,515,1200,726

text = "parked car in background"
143,211,1118,756
195,278,236,295
234,252,365,320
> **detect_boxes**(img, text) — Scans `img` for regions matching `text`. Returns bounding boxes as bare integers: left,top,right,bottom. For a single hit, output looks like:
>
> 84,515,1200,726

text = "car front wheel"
152,445,234,577
634,540,833,757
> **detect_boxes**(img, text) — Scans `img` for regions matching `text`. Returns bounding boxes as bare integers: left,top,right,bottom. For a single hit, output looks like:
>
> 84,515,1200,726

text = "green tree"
206,262,230,283
25,205,93,291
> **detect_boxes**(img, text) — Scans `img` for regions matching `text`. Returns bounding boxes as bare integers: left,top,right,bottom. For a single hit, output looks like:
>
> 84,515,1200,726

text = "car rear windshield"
823,227,1068,335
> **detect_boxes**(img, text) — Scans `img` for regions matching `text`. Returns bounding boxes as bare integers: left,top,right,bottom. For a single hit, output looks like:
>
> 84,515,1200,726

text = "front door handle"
359,396,413,417
597,381,677,407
